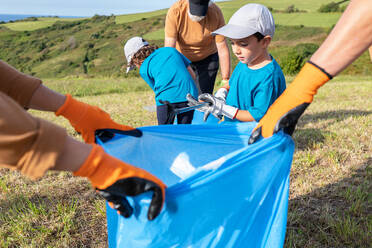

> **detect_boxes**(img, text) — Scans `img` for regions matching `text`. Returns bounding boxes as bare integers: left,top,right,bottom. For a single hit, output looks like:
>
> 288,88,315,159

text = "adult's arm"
0,92,88,179
249,0,372,143
187,65,197,81
216,40,231,81
310,0,372,75
164,37,177,48
0,93,166,220
164,3,178,48
0,60,136,144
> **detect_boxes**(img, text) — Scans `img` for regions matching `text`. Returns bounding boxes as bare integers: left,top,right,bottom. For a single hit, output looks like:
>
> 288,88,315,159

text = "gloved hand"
186,93,212,121
56,94,136,143
214,87,228,102
198,93,238,122
74,144,166,220
248,62,332,144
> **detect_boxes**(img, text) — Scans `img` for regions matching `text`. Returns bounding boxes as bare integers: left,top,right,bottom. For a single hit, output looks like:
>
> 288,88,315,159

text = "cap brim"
189,2,208,16
212,24,257,39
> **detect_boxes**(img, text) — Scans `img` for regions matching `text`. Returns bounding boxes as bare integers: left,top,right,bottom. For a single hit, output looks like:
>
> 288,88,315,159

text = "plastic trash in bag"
96,120,294,248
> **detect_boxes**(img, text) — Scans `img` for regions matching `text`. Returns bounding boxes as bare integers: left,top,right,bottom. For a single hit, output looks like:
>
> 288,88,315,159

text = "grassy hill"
1,0,369,79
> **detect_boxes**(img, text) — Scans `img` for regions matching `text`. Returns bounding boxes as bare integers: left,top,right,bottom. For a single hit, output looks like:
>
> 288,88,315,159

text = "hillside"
0,0,369,78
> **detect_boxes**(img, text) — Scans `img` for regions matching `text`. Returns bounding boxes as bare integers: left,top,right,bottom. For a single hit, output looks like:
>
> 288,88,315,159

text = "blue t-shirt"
139,47,198,105
225,58,286,122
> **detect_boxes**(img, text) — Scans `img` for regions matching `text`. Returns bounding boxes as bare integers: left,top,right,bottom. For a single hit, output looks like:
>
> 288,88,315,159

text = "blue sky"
0,0,225,17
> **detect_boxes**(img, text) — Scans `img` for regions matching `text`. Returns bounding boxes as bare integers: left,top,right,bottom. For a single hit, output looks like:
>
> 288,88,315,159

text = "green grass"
272,12,341,27
115,9,167,24
143,28,164,41
3,17,86,31
217,0,347,12
218,0,344,27
1,76,371,247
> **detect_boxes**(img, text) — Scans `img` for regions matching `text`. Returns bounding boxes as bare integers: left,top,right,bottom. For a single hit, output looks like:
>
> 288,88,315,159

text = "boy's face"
229,35,270,65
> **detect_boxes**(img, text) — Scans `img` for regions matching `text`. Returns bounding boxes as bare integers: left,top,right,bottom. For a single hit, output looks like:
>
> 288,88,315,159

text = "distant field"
115,9,167,25
217,0,346,12
2,17,85,31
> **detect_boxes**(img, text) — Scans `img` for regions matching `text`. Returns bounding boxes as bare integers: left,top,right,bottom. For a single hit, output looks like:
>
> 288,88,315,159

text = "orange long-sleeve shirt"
165,0,226,62
0,60,67,179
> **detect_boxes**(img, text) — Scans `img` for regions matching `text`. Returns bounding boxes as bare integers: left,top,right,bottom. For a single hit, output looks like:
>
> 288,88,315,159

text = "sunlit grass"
115,10,167,25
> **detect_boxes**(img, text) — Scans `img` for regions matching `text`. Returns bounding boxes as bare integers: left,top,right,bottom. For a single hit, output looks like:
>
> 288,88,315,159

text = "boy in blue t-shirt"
189,4,286,123
124,37,198,125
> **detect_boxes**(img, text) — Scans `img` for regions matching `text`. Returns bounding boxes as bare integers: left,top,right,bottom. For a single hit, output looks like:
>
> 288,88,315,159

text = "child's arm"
234,110,256,122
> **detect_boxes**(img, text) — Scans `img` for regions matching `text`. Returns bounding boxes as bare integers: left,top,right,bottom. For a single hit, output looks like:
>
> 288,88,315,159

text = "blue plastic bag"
97,121,294,248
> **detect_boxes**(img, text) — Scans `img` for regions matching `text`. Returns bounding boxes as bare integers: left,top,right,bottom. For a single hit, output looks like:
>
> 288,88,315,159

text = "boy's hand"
214,87,228,102
186,93,212,121
248,62,331,144
56,94,136,143
74,145,166,220
198,93,238,121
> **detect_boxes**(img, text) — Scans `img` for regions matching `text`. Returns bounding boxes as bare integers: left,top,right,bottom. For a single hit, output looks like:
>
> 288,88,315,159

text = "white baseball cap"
212,3,275,39
124,36,149,73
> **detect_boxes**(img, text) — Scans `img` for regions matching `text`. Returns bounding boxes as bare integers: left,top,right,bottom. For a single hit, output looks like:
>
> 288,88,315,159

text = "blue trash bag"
96,121,294,248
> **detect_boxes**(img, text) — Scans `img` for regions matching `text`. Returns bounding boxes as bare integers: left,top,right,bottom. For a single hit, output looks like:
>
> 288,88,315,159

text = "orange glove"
56,94,136,143
248,62,332,144
74,145,166,220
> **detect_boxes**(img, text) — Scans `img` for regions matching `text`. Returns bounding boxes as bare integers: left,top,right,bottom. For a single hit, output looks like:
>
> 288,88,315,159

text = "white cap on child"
124,37,149,73
212,3,275,39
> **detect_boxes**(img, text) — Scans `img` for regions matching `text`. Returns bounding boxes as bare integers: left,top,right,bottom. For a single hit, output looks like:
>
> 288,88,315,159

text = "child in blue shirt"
189,4,286,123
124,37,198,125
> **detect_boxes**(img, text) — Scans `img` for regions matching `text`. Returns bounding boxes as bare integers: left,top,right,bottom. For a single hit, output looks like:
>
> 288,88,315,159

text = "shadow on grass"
292,109,372,150
285,157,371,248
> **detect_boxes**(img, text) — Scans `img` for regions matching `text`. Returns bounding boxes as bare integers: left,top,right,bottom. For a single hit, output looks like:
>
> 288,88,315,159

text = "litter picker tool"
159,100,209,124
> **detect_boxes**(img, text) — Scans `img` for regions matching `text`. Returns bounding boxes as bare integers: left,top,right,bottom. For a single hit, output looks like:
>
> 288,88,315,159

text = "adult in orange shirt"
0,60,166,220
249,0,372,144
165,0,231,95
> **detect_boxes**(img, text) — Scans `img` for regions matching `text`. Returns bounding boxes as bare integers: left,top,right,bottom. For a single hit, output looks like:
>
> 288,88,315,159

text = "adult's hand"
56,94,136,143
74,145,166,220
248,62,331,144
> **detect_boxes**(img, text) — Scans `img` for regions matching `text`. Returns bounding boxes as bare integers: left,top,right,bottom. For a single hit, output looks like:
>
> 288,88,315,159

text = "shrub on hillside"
318,1,349,13
281,43,319,75
274,5,306,13
285,5,299,13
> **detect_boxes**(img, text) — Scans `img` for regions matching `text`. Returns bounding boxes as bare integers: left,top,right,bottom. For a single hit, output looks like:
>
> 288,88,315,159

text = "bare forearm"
54,136,92,172
216,40,231,80
164,37,177,47
235,109,255,122
28,84,66,112
311,0,372,76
